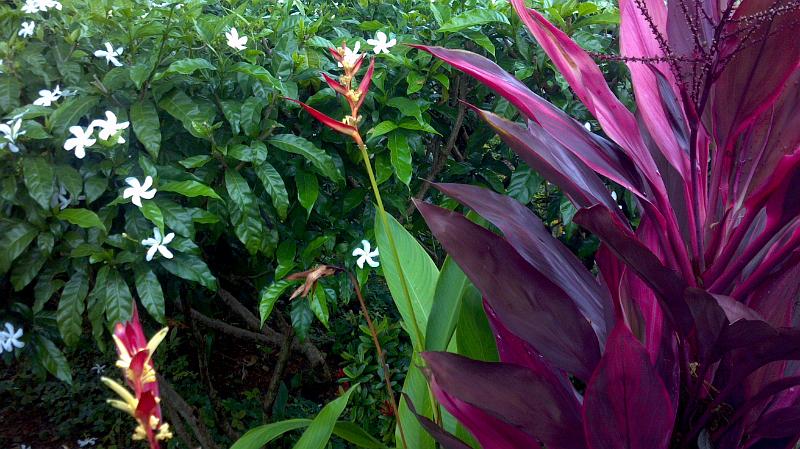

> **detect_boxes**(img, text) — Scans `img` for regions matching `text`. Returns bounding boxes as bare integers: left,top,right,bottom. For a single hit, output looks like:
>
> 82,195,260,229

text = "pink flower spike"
355,58,376,111
322,73,348,96
284,98,358,138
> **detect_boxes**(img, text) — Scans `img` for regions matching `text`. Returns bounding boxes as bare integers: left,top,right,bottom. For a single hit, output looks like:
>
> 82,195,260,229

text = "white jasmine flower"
39,0,62,10
21,0,39,14
123,176,156,207
366,31,396,54
0,59,4,73
77,437,98,447
18,21,35,38
90,364,106,375
0,118,25,153
94,42,123,67
50,185,71,209
352,239,379,268
584,122,591,131
90,110,129,143
0,322,25,353
141,227,175,261
64,125,95,159
337,41,362,68
225,27,247,51
33,85,62,107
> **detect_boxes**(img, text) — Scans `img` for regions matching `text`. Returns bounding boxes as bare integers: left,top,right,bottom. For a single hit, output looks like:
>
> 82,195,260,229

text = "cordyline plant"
102,305,172,448
407,0,800,448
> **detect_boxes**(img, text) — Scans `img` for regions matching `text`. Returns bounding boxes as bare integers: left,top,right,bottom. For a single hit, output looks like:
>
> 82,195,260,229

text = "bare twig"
262,326,294,418
162,400,199,449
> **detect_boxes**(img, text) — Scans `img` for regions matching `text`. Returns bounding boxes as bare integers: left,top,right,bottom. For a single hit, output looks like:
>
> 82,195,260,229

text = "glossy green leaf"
58,208,106,232
425,256,470,351
0,221,38,273
134,266,165,324
269,134,344,183
368,121,398,138
57,271,89,346
295,169,319,215
10,247,47,291
105,269,133,325
32,335,72,384
159,254,218,291
388,132,412,186
398,364,436,449
130,100,161,159
309,286,330,328
456,285,498,362
23,157,55,209
231,419,310,449
291,384,359,449
0,77,21,112
49,95,99,134
165,58,217,75
255,161,290,220
438,8,509,33
160,180,222,200
140,201,165,231
259,279,296,326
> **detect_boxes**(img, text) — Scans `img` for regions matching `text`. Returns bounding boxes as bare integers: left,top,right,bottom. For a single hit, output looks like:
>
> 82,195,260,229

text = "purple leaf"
416,201,601,379
582,324,675,449
402,394,474,449
751,406,800,438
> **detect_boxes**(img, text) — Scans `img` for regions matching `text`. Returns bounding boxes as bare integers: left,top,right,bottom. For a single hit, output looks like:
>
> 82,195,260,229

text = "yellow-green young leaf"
406,71,426,95
58,208,106,232
397,364,436,449
130,100,161,159
438,8,510,33
165,58,217,75
140,201,164,231
231,419,310,449
49,95,100,134
388,132,412,186
291,384,359,449
57,271,89,347
159,254,218,291
255,162,290,220
259,279,296,326
105,269,133,325
0,222,38,273
23,157,55,209
160,180,222,200
374,212,438,349
295,169,318,215
134,266,165,324
368,120,398,138
32,335,72,384
269,134,344,184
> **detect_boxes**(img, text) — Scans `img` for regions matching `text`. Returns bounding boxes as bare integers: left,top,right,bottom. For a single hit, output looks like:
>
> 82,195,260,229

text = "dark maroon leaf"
751,407,800,438
416,201,601,379
402,394,474,449
582,324,675,449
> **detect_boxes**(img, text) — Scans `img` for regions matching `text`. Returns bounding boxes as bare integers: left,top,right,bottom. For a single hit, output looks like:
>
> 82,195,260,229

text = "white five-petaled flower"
352,239,379,269
366,31,396,55
21,0,39,13
225,27,247,51
0,119,25,153
33,85,62,107
337,41,362,68
18,21,35,38
64,125,96,159
0,322,25,353
141,227,175,261
90,110,129,143
90,363,106,375
123,176,157,207
77,437,98,447
51,185,70,209
94,42,123,67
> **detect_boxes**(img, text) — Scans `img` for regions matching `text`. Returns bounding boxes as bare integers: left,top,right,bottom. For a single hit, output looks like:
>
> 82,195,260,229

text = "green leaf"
295,170,319,215
290,299,313,342
157,199,194,237
49,96,100,134
255,162,290,220
88,266,109,349
225,170,255,208
134,266,165,324
330,422,389,449
165,58,217,75
58,208,106,232
140,201,165,231
368,121,397,138
275,240,296,279
259,279,295,326
105,269,133,325
160,180,222,200
179,155,212,169
10,247,47,290
0,77,21,112
309,287,330,328
58,271,89,347
397,364,436,449
388,132,412,186
226,170,263,253
291,385,359,449
425,256,469,351
456,285,499,362
507,165,541,203
231,62,284,92
159,254,218,291
375,212,438,349
269,134,344,183
387,97,421,119
406,71,426,95
32,335,72,384
231,419,310,449
23,157,55,209
463,30,496,56
438,8,509,33
84,176,108,204
0,222,38,273
57,165,83,199
240,97,264,137
130,100,161,159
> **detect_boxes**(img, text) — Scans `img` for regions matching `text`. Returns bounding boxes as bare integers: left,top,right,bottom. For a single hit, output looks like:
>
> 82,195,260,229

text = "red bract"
103,305,172,449
413,0,800,447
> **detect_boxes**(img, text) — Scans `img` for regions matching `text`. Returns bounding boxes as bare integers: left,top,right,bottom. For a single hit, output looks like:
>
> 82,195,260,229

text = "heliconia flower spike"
322,72,349,96
410,0,800,447
354,58,375,112
104,304,172,449
284,97,359,138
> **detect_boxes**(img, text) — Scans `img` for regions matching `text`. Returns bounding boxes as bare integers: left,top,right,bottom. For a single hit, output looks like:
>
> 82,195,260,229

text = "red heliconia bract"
412,0,800,448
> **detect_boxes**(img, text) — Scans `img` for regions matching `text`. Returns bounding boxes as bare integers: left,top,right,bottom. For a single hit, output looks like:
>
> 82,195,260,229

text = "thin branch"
158,374,220,449
262,326,294,419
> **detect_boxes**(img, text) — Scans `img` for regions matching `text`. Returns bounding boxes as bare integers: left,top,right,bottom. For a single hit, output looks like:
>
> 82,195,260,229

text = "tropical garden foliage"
2,0,797,447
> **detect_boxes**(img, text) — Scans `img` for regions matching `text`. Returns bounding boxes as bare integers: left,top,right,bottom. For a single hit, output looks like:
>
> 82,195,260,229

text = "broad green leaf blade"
10,247,47,290
58,208,106,232
130,100,161,159
159,254,218,291
269,134,344,183
225,170,255,208
0,77,21,112
292,384,359,449
295,169,319,215
255,162,290,220
0,222,38,273
231,419,310,449
49,95,99,134
398,364,436,449
388,132,412,186
57,271,89,346
438,9,510,33
165,57,217,75
140,201,165,232
105,269,133,325
23,157,55,209
368,120,398,138
134,266,166,324
374,212,438,349
259,279,295,326
160,180,222,200
456,285,498,362
32,335,73,384
332,422,390,449
425,256,469,352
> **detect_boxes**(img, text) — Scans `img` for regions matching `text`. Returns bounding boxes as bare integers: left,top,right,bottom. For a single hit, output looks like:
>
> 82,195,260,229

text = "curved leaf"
269,134,344,183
